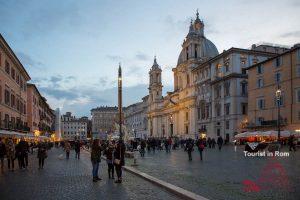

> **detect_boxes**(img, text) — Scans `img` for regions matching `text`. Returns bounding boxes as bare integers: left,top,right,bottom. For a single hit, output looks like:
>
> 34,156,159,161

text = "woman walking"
37,142,47,169
91,139,102,182
114,140,125,183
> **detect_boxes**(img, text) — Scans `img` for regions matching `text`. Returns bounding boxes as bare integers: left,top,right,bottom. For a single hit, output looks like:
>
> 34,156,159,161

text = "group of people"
0,137,50,172
90,139,125,183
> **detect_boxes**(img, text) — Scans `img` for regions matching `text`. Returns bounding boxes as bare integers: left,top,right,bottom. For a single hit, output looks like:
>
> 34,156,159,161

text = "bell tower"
149,56,163,103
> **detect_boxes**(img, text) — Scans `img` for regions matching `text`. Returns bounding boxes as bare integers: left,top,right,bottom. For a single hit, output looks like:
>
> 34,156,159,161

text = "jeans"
66,152,70,159
92,162,99,178
188,151,192,160
75,151,80,159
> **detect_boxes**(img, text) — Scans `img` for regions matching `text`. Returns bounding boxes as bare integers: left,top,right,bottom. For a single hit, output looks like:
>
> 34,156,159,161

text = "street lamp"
275,87,282,142
118,63,123,140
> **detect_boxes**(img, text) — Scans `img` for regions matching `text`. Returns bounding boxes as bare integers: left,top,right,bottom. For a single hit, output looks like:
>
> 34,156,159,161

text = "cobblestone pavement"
0,148,181,200
130,145,300,200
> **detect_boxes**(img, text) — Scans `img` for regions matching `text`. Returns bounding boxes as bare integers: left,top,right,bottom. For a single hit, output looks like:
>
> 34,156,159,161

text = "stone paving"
0,148,181,200
130,145,300,200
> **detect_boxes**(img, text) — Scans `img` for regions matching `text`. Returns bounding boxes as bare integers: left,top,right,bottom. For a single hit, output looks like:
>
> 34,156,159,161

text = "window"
257,98,265,110
257,65,263,74
11,68,15,79
226,120,230,129
197,107,201,120
225,103,230,115
297,89,300,103
4,89,10,105
185,112,189,121
195,44,198,58
5,61,10,74
216,104,221,117
187,75,190,86
297,49,300,61
11,94,15,108
274,57,282,67
275,72,281,83
225,62,229,72
216,64,222,77
241,82,247,96
224,81,230,97
257,78,264,88
242,103,248,115
215,85,221,99
185,125,189,134
297,65,300,77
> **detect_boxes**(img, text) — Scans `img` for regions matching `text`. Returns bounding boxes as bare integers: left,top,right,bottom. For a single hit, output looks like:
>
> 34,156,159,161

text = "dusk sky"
0,0,299,117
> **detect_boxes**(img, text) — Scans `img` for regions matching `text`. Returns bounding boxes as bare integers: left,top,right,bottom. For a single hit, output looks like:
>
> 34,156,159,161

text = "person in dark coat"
186,139,194,161
207,137,212,148
18,138,29,168
114,140,125,183
217,136,223,151
6,138,15,171
74,140,81,159
211,138,216,148
37,142,47,169
91,139,102,182
288,135,297,151
104,142,115,179
140,140,146,157
196,139,205,161
0,138,6,172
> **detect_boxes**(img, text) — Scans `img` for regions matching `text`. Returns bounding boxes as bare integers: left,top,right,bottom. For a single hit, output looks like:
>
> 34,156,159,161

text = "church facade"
146,11,284,141
147,12,219,139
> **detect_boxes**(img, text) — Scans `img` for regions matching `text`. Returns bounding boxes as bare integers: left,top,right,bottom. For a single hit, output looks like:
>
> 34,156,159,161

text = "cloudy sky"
0,0,299,117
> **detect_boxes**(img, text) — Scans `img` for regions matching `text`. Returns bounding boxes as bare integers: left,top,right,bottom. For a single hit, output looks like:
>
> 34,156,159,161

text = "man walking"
6,138,15,171
217,136,223,151
74,140,81,159
196,138,205,161
186,139,194,161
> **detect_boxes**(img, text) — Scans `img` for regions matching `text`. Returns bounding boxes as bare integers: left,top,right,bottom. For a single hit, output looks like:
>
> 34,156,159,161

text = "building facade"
148,12,219,139
124,96,148,138
61,112,87,140
247,45,300,132
0,34,31,132
193,47,278,142
54,108,61,140
27,83,55,135
91,106,118,134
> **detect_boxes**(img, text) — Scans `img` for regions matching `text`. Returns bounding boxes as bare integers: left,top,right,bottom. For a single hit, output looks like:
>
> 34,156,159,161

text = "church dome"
177,11,219,66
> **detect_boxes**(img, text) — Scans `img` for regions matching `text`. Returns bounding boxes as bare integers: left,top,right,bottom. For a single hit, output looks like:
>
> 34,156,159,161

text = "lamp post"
118,63,123,140
275,87,282,142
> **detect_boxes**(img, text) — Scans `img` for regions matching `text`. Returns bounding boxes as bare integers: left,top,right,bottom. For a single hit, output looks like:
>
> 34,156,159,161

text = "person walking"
288,134,297,151
217,136,223,151
0,138,6,172
104,142,115,179
196,139,205,161
18,138,29,168
6,138,15,171
64,141,71,159
140,140,146,157
186,139,194,161
37,142,47,169
114,140,125,183
211,138,216,148
74,140,81,159
91,139,102,182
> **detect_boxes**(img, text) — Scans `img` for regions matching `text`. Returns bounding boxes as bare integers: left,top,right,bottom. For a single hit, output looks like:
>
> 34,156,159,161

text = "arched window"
195,44,198,58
